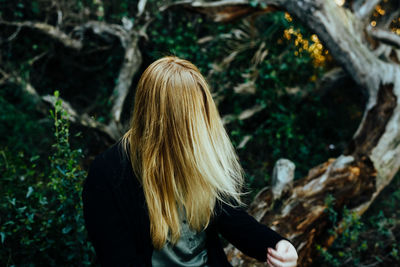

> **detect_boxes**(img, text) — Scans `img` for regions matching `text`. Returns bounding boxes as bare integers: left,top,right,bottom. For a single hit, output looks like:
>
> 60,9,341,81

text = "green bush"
0,91,95,266
315,183,400,266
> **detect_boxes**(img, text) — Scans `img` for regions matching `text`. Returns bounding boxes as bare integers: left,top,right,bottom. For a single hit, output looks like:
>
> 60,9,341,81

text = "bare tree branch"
56,10,63,27
0,26,21,44
161,0,248,10
73,20,144,133
73,21,129,47
162,0,280,22
0,69,10,85
378,6,400,28
0,21,82,50
0,70,43,106
137,0,148,17
353,0,381,20
110,35,142,125
42,94,122,140
0,68,122,140
368,26,400,48
238,104,264,120
222,104,265,125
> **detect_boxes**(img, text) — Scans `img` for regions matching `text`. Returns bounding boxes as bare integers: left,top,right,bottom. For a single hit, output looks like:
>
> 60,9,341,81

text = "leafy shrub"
315,183,400,266
0,91,95,266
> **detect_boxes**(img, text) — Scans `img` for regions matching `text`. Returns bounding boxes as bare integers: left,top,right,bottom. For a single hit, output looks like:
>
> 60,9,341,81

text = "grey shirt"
151,207,210,267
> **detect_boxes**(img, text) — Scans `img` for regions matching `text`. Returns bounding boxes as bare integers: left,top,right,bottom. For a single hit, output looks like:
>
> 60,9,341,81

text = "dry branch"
41,95,120,140
163,0,279,22
0,26,21,44
73,21,129,46
73,21,144,133
353,0,381,20
137,0,148,17
378,7,400,28
110,35,142,125
0,21,82,50
0,69,122,140
368,26,400,48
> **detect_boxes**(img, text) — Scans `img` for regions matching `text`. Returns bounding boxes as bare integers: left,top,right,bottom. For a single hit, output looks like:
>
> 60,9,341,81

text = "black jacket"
82,140,288,266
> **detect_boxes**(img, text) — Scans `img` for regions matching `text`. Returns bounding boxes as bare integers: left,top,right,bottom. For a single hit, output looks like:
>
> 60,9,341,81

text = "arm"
215,201,290,262
82,157,146,267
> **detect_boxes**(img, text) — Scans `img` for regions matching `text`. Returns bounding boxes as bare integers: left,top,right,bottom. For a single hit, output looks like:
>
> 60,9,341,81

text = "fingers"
267,257,276,267
268,248,286,261
268,248,298,262
268,239,298,266
267,253,297,267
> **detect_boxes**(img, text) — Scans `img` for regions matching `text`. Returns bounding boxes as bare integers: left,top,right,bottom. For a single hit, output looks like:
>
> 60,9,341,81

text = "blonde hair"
121,55,246,249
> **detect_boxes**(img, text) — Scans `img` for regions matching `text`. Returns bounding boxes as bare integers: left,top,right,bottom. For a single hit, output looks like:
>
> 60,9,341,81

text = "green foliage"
316,204,365,267
146,10,223,73
0,86,49,155
324,194,338,226
315,178,400,266
0,91,95,266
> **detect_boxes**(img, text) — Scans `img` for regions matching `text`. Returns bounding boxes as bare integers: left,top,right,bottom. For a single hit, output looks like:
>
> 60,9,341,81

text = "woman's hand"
267,239,298,267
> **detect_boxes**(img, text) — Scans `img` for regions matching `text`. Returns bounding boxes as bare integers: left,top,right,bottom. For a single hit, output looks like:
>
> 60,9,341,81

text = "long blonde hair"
121,55,246,249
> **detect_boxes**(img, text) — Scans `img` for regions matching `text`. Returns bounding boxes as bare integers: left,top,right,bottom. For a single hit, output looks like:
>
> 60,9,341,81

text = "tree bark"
0,21,83,50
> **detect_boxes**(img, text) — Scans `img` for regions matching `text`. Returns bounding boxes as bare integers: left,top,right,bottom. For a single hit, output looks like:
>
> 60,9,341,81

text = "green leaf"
30,155,40,162
0,232,5,244
62,226,72,234
26,186,34,198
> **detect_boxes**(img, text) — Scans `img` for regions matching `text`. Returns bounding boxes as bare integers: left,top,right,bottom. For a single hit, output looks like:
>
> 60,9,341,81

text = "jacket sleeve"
215,200,291,262
82,157,146,267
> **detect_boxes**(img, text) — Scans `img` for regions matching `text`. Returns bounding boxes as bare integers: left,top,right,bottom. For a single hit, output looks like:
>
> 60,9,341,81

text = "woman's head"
122,55,245,249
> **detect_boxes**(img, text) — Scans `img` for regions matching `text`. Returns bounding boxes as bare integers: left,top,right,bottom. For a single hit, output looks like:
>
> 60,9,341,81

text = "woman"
82,56,298,267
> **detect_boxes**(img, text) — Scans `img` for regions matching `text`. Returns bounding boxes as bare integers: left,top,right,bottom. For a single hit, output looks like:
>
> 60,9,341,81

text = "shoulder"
84,140,131,191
